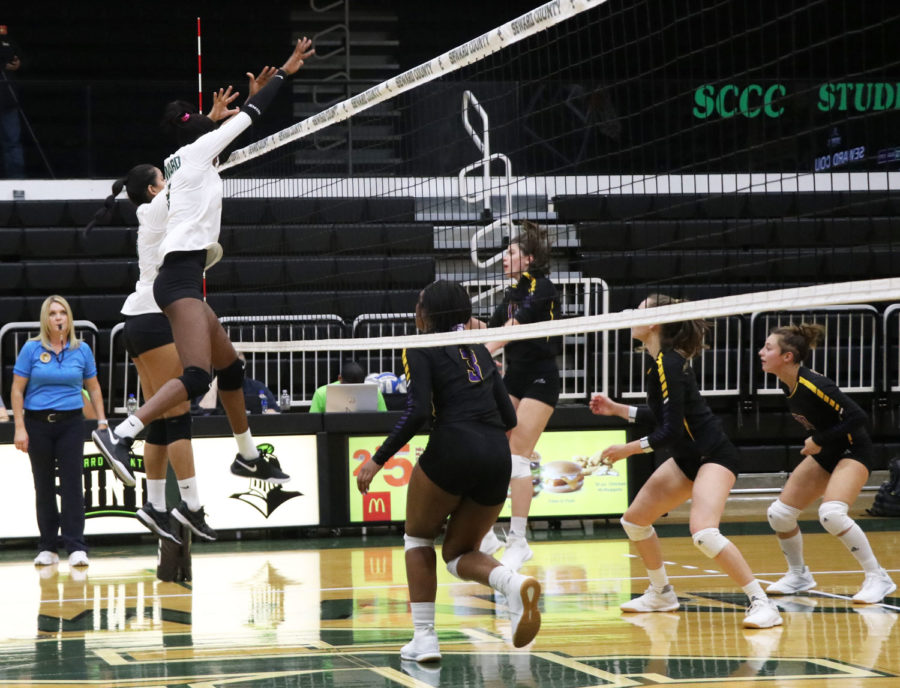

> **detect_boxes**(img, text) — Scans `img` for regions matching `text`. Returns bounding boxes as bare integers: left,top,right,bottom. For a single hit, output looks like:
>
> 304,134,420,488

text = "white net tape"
233,277,900,354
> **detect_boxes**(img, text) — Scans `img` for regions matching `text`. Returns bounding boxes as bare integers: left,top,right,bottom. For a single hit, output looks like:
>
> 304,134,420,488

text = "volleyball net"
201,0,900,405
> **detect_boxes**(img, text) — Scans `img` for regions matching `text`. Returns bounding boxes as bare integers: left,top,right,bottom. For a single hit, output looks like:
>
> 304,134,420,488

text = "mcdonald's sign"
363,491,391,521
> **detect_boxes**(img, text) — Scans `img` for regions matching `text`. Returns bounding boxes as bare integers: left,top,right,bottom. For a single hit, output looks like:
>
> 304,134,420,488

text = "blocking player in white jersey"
92,38,314,483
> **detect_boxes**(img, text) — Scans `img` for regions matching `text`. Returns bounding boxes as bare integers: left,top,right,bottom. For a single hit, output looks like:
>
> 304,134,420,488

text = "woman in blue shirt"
11,295,107,569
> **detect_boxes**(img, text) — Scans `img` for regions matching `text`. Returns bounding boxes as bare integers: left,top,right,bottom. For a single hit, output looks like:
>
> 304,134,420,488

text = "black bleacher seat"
700,194,747,219
219,225,284,256
335,257,389,288
745,193,795,218
283,291,336,316
206,292,234,316
332,225,387,254
822,248,873,278
680,251,730,279
77,295,129,325
0,264,23,294
386,224,434,253
281,225,334,255
364,198,416,224
222,198,270,224
0,202,13,227
869,217,899,243
575,252,630,282
0,297,25,323
722,219,774,248
648,195,700,219
23,228,78,257
605,195,652,219
232,292,285,317
81,226,134,257
575,222,631,251
384,290,419,314
0,227,22,256
387,256,435,288
23,261,80,292
630,252,679,281
741,445,791,473
332,291,388,320
119,202,138,226
205,261,236,290
16,201,67,226
80,260,136,292
795,192,850,217
284,256,336,287
233,258,286,288
68,200,108,227
265,199,320,224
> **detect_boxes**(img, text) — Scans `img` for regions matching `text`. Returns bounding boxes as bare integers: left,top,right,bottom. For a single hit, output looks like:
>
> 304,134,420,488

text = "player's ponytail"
771,322,825,364
84,165,158,235
644,293,709,360
160,100,216,147
511,220,551,274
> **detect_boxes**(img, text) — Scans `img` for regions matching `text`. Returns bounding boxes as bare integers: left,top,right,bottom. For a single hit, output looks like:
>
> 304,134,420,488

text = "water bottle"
126,393,138,414
258,390,268,413
280,389,291,412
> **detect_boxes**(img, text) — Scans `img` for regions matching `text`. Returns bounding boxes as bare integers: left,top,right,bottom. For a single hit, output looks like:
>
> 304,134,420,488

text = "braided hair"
84,164,159,234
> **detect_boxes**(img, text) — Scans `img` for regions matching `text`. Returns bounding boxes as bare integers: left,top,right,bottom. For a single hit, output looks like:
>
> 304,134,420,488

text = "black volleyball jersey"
634,349,729,456
488,271,560,364
370,343,517,466
779,366,869,446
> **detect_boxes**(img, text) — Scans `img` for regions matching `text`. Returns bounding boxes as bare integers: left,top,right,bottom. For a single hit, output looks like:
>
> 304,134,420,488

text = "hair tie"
180,113,191,122
451,323,466,332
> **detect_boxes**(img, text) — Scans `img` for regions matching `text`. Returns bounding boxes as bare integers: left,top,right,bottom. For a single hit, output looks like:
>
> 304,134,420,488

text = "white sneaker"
743,597,783,629
34,551,59,566
480,528,504,555
621,584,680,612
400,626,441,662
400,659,442,687
500,536,533,570
68,551,90,568
507,575,542,648
766,567,816,595
852,568,897,604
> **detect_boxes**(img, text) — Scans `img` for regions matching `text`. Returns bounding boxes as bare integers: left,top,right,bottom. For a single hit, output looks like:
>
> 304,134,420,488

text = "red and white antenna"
197,17,203,113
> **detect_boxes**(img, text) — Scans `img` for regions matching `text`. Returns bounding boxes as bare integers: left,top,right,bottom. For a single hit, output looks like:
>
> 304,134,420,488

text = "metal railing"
612,315,744,399
749,306,878,395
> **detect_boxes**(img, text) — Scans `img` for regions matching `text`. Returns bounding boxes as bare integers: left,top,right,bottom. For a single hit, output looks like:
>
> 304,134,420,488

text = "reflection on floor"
1,530,898,687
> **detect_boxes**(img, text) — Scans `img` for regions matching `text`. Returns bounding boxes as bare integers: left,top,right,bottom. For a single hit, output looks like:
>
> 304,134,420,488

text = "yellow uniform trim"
656,352,668,402
797,376,842,411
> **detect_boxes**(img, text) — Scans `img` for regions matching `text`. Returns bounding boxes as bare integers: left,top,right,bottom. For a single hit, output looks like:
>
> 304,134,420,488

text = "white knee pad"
403,534,435,551
446,554,462,579
767,499,802,533
819,500,853,536
620,517,655,542
692,527,730,558
510,453,532,479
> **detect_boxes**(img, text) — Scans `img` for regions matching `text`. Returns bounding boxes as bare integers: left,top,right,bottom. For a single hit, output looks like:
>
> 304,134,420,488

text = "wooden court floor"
1,524,899,687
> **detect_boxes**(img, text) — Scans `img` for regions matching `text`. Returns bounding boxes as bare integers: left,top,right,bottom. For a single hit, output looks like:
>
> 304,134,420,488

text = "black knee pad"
216,357,245,391
145,419,168,446
165,412,193,444
179,365,213,399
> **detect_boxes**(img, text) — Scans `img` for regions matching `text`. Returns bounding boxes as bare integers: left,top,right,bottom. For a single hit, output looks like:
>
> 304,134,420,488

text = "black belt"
25,409,82,423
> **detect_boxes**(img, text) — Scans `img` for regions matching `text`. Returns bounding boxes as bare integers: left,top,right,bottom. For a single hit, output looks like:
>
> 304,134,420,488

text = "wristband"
639,436,653,453
627,406,638,423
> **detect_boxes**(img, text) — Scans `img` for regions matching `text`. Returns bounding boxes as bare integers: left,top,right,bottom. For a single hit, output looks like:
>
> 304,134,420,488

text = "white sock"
647,565,669,591
234,430,259,460
838,523,880,573
778,532,806,572
488,565,525,598
742,579,766,601
147,479,166,511
410,602,435,632
177,477,201,511
509,516,528,539
114,415,144,440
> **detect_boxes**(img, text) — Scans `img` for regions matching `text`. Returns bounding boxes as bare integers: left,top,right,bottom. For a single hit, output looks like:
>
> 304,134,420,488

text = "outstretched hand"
280,36,315,75
246,66,278,98
589,392,617,416
208,86,240,122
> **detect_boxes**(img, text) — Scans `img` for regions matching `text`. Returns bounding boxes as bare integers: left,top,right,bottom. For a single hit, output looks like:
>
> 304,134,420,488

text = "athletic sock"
147,479,166,511
177,477,201,511
647,565,669,591
234,430,259,460
838,523,880,573
114,415,144,440
778,531,806,573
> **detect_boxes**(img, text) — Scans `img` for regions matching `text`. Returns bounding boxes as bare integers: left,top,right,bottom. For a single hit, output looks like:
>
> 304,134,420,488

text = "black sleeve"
512,278,557,325
492,371,518,431
370,348,431,465
646,353,687,449
634,406,656,426
810,379,869,445
243,69,287,122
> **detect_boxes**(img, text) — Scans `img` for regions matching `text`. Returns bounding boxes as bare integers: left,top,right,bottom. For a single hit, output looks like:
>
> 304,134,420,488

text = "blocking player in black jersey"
470,221,560,570
92,39,314,484
591,294,782,629
356,281,542,662
760,323,896,604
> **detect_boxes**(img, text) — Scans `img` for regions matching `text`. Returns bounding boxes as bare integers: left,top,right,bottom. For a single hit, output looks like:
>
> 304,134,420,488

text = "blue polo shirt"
13,340,98,411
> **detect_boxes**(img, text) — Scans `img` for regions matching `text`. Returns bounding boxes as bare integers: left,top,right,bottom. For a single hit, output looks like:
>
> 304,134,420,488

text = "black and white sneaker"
91,428,135,486
170,501,217,541
136,503,182,544
230,453,291,484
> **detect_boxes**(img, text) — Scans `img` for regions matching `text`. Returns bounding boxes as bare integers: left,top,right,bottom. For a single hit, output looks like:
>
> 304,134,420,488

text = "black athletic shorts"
153,250,206,309
813,433,874,474
417,423,511,506
503,361,560,408
672,437,741,481
123,313,174,358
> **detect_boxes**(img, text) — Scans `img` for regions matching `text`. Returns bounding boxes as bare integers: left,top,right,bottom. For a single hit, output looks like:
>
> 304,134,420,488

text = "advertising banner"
348,429,629,523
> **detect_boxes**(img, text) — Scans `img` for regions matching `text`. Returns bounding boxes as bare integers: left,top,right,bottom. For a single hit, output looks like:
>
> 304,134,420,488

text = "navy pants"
26,416,87,554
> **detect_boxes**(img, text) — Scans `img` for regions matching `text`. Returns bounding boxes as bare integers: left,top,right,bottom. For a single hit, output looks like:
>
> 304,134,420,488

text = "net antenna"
459,90,514,270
